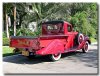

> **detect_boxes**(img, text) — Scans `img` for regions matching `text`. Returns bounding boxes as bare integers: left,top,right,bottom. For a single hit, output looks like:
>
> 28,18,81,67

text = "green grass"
90,37,97,43
3,46,14,54
3,46,19,57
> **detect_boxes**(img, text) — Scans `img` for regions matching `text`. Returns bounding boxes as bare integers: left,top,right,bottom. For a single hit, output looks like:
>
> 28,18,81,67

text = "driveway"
3,42,98,74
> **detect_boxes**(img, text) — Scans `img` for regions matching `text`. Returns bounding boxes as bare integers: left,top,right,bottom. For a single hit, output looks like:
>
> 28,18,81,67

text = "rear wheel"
82,41,89,53
49,53,61,61
27,52,35,59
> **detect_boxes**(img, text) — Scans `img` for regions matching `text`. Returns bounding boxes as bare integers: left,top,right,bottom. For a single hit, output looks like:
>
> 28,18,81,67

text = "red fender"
77,37,88,49
36,39,64,55
77,41,85,50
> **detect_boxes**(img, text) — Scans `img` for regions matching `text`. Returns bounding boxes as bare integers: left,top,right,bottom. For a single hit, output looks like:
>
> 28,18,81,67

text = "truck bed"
10,36,37,39
10,35,68,50
10,36,39,50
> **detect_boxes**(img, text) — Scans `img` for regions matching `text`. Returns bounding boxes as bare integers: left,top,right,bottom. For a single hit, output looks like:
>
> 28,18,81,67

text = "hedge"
3,38,10,46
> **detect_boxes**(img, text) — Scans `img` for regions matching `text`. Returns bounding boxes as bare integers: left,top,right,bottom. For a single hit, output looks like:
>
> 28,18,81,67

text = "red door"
64,24,75,50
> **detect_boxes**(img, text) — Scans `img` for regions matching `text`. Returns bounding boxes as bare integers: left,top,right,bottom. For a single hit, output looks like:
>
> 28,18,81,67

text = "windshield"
42,23,64,35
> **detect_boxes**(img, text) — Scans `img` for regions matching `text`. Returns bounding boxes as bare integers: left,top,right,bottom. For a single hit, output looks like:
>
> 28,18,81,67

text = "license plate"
22,51,29,56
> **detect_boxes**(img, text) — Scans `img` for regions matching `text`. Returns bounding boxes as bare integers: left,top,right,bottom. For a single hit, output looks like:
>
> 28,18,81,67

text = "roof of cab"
42,20,72,26
42,20,64,24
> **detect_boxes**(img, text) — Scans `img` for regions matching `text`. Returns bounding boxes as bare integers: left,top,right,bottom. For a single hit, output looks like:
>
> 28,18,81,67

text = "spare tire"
75,33,84,45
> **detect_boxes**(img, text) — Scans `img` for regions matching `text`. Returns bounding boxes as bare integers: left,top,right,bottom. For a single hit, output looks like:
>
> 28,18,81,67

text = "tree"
14,6,16,36
70,3,97,38
3,3,97,39
3,3,14,38
3,3,27,37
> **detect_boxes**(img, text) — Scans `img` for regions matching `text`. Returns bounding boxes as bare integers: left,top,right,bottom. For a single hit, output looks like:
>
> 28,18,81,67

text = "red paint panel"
10,38,39,50
39,35,67,48
36,39,65,55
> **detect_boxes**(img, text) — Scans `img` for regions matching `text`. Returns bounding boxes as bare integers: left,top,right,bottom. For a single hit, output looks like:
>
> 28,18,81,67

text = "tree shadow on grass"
3,52,20,57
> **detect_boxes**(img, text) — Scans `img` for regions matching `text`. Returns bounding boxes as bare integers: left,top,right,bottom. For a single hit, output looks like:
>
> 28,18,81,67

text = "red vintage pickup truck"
10,20,91,61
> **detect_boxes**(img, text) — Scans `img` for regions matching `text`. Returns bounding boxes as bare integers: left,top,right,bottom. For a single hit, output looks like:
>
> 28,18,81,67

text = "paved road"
3,42,98,74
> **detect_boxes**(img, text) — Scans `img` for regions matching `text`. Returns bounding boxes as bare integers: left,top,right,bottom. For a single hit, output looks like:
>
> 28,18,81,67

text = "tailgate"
10,36,40,50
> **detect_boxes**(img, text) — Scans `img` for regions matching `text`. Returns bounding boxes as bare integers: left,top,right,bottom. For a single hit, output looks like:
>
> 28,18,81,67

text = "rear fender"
77,41,85,49
36,39,64,55
77,36,91,49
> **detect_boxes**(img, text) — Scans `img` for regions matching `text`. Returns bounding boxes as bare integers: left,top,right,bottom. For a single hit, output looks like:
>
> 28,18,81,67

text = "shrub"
3,38,10,46
16,27,41,37
3,32,7,38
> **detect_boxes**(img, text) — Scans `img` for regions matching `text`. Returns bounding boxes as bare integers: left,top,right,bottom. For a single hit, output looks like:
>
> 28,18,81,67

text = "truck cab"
42,21,74,35
41,21,78,49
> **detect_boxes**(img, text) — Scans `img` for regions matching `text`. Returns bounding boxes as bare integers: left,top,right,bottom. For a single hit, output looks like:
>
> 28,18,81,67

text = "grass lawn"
90,37,97,43
3,46,19,57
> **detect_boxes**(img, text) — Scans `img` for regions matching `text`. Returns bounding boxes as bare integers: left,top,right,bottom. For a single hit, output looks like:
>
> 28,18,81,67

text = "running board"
64,46,78,53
